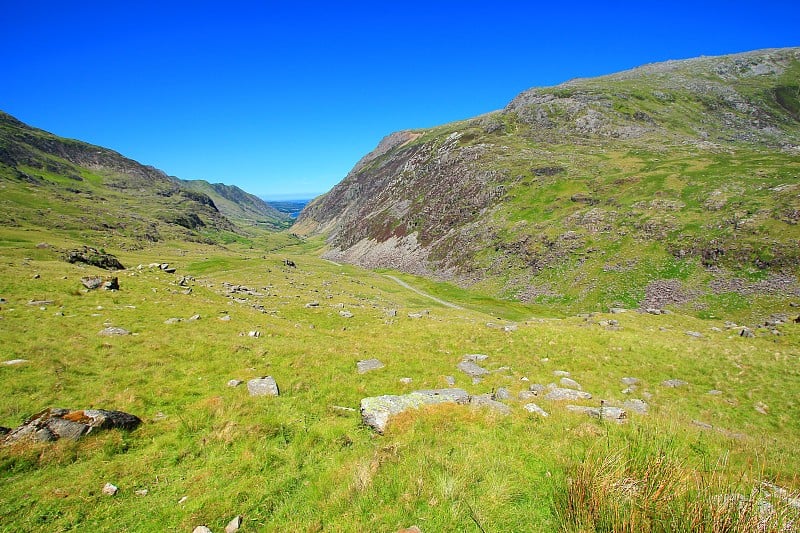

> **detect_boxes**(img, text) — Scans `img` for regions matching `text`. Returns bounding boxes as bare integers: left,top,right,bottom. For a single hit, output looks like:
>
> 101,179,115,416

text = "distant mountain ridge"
0,111,291,246
296,47,800,312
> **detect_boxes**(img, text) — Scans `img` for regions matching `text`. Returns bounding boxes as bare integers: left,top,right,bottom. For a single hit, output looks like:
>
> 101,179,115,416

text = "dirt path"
383,275,464,310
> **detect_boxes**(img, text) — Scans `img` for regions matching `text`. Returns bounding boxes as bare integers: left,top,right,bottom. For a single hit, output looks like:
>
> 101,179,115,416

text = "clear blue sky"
1,1,798,199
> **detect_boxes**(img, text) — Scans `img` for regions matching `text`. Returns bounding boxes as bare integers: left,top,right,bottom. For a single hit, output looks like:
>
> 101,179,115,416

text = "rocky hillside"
297,48,800,313
0,111,291,246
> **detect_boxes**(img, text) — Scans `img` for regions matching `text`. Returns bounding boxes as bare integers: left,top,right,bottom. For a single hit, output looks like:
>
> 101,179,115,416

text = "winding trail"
383,275,464,310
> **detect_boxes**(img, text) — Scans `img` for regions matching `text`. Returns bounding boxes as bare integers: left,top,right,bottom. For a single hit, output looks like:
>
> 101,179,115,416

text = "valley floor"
1,229,799,532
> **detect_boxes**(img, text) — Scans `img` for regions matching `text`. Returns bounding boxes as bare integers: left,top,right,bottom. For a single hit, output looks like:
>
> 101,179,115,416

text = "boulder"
357,358,384,374
225,515,243,533
523,403,549,417
622,398,649,414
81,276,104,290
3,407,142,445
360,388,470,433
457,360,488,378
470,394,511,415
64,246,125,270
492,387,511,401
247,376,279,396
98,327,130,336
567,405,627,423
545,388,592,401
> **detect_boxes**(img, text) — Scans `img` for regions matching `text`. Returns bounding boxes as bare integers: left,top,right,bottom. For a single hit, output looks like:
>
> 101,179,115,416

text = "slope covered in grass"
1,230,798,531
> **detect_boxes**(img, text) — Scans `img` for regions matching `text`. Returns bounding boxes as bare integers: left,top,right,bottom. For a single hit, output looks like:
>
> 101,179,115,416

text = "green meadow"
1,229,798,531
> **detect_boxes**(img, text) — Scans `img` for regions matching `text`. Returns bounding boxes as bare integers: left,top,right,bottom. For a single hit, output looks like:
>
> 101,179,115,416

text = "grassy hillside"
297,48,800,322
1,228,798,531
182,181,292,231
0,111,290,249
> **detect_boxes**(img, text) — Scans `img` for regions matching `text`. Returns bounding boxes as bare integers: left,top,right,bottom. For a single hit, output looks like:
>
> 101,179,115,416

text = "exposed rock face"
3,407,142,444
296,48,800,308
360,389,470,433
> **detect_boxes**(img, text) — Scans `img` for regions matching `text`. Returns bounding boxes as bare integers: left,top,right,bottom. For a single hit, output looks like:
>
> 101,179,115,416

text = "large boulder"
65,246,125,270
3,407,142,444
247,376,279,396
360,388,470,433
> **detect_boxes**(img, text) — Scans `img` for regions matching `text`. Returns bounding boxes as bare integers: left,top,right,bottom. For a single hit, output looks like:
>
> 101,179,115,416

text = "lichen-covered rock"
545,388,592,401
3,407,142,445
357,358,384,374
247,376,279,396
457,360,488,378
567,405,627,423
360,388,470,433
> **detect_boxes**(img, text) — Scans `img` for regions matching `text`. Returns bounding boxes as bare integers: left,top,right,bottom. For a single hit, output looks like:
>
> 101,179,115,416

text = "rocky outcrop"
3,407,142,444
360,389,470,433
296,48,800,309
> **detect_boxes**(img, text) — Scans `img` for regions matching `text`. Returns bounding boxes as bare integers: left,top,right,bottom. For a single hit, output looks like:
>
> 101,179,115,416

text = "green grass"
0,232,798,531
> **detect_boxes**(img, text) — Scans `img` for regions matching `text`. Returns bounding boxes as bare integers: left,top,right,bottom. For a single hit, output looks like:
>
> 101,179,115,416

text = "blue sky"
1,1,798,199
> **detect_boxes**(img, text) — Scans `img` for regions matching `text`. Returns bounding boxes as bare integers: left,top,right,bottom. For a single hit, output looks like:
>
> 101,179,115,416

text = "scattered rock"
692,420,714,430
523,403,549,417
399,377,413,385
27,299,54,306
339,310,354,318
740,327,755,338
227,379,243,387
610,307,627,314
685,331,703,338
529,383,546,395
357,358,384,374
408,312,425,319
2,359,28,366
567,404,627,423
444,375,456,386
553,370,571,377
225,515,243,533
621,377,640,386
135,489,148,496
98,327,130,336
559,377,582,390
645,308,663,315
463,354,489,363
360,388,470,433
304,301,320,308
102,483,119,496
247,376,279,397
81,276,104,290
754,401,769,415
545,388,592,401
178,496,188,504
247,331,261,338
397,527,422,533
457,360,489,378
188,314,201,321
708,389,723,395
192,527,212,533
164,318,182,324
622,398,649,414
492,387,511,401
470,393,511,414
661,379,688,388
3,408,142,445
219,315,231,321
518,390,538,401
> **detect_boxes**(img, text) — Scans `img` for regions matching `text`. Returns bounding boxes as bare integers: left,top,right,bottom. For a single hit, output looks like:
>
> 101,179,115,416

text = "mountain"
0,111,291,246
296,48,800,313
182,180,291,230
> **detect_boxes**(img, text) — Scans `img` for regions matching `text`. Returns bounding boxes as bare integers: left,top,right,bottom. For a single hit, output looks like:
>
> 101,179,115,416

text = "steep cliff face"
297,48,800,309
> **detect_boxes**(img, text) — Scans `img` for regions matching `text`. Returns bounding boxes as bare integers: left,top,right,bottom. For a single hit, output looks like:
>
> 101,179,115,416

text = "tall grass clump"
553,430,799,532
